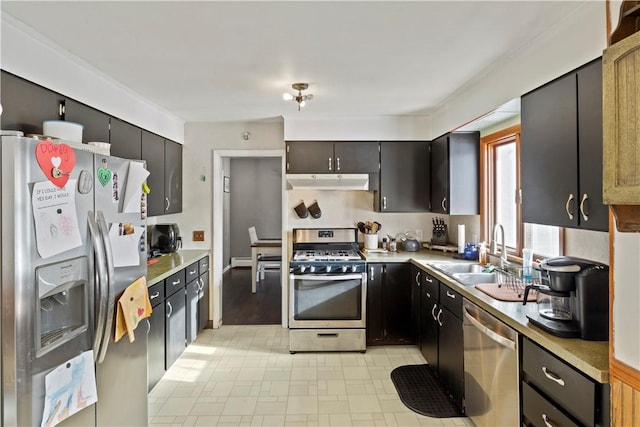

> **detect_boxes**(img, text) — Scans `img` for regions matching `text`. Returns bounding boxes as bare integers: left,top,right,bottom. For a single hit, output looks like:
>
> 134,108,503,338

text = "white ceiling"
1,1,586,124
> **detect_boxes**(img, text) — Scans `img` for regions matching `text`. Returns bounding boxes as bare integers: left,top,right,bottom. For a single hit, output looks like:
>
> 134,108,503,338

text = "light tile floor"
149,325,474,427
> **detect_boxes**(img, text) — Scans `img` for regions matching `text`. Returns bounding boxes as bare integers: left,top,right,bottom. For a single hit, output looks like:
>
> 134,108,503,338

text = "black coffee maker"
523,257,609,341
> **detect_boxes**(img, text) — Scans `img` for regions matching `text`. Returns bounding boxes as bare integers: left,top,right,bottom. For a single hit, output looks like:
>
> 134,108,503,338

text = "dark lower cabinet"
165,288,186,369
418,269,464,410
366,263,413,345
521,337,609,427
198,270,210,331
185,279,199,345
147,287,165,392
410,266,422,346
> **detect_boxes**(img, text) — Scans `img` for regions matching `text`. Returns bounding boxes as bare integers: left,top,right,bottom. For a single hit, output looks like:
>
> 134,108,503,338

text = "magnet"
97,159,112,187
35,141,76,188
77,170,93,194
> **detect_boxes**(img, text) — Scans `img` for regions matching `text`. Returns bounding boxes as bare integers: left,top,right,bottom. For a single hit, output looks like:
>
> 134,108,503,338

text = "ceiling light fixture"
283,83,313,111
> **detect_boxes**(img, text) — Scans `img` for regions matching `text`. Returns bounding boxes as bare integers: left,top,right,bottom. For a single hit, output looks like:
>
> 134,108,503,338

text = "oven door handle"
290,273,364,281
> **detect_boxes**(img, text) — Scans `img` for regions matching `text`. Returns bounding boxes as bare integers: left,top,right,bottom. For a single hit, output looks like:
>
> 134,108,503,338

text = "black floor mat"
390,364,464,418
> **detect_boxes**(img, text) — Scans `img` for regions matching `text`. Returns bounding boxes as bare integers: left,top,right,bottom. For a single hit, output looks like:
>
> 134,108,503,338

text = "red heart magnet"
35,141,76,188
137,307,145,317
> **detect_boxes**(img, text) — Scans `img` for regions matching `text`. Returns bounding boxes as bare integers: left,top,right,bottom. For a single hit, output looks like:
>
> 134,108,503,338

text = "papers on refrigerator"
32,180,82,259
41,350,97,427
108,222,144,267
122,161,149,213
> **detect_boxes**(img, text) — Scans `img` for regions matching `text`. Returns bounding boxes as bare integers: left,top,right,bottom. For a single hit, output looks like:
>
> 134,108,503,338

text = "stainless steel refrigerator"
1,136,149,426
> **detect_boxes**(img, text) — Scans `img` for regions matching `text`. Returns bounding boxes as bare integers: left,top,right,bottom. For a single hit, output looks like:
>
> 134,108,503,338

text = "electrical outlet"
193,230,205,242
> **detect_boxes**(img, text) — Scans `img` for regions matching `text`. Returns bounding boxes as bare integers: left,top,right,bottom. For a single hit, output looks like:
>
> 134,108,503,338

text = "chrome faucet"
490,223,508,268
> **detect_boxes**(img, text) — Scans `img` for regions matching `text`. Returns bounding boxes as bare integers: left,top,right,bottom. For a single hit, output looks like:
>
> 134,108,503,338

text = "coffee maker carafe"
523,257,609,341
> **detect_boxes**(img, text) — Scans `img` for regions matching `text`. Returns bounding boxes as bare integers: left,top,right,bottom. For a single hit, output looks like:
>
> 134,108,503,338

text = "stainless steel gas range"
288,228,367,353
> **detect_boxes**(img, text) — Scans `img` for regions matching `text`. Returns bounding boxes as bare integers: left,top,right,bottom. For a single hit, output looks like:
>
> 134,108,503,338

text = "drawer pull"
542,367,565,386
425,276,433,283
172,280,180,285
446,290,456,299
542,414,559,427
317,333,338,338
149,291,160,300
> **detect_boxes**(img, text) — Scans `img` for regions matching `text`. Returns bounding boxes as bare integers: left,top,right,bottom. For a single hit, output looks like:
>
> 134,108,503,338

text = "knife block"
431,225,448,245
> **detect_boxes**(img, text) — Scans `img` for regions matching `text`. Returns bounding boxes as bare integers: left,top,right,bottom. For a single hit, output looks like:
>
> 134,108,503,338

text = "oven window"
293,276,362,321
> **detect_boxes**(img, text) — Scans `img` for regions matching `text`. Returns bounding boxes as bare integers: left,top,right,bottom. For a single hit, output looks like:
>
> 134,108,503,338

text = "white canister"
43,120,84,143
364,233,378,250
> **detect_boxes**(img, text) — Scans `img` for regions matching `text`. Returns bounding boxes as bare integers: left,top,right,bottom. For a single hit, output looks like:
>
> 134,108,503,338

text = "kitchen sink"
452,272,498,287
430,262,485,275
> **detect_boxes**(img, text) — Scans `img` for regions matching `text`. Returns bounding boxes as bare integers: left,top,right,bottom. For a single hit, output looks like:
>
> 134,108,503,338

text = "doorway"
212,149,287,329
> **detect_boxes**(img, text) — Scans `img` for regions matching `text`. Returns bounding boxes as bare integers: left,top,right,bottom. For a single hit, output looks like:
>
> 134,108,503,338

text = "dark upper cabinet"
63,98,110,143
110,117,142,160
286,141,379,174
377,141,430,212
141,132,183,216
366,263,413,345
430,131,480,215
521,58,608,231
165,139,183,214
141,131,166,216
1,71,60,135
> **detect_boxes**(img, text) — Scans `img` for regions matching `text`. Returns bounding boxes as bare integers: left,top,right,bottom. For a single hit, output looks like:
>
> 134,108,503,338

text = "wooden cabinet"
0,71,60,135
198,256,210,331
418,270,464,409
438,284,464,409
521,58,608,231
603,31,640,231
430,131,480,215
521,337,609,427
410,265,422,346
286,141,379,174
165,288,186,369
376,141,430,212
110,117,142,160
141,132,183,216
63,98,110,143
164,139,183,214
420,271,439,367
147,281,165,392
366,263,413,345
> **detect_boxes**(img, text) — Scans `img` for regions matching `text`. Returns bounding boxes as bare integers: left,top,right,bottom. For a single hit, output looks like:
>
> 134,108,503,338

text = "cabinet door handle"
166,301,173,318
446,290,456,299
426,292,431,298
328,157,332,171
286,162,290,171
382,196,387,210
436,308,443,327
579,193,589,221
415,272,421,286
542,414,559,427
336,157,341,171
431,304,438,320
441,197,447,212
150,291,160,300
146,319,151,334
369,266,375,282
541,367,565,386
565,193,575,220
165,197,170,211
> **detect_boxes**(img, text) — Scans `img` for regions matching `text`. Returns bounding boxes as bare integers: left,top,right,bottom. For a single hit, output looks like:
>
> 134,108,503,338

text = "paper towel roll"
458,224,465,253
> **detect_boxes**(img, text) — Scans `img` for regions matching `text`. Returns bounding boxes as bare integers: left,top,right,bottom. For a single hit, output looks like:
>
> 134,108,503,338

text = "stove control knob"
342,265,348,273
309,266,316,273
351,265,358,273
299,265,306,273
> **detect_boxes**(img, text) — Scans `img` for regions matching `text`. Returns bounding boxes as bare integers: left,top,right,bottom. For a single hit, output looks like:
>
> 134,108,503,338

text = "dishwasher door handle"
463,308,516,351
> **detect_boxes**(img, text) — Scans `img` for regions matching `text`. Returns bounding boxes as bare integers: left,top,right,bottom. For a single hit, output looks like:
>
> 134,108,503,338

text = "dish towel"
115,276,152,343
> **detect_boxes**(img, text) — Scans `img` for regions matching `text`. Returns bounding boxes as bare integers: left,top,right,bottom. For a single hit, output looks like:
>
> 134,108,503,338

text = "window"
482,124,561,259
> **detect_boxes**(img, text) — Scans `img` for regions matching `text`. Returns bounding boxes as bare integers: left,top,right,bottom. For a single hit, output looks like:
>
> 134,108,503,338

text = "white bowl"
43,120,84,143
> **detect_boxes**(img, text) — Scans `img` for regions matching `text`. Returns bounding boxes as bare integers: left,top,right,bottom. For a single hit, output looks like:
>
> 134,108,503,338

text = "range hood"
286,174,369,190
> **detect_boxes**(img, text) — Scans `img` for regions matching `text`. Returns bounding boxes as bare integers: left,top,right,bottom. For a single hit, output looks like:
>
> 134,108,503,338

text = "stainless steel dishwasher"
463,299,519,427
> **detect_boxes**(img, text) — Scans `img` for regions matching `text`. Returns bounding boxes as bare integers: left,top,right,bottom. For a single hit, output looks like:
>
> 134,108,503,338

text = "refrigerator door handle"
88,212,109,362
96,210,116,364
